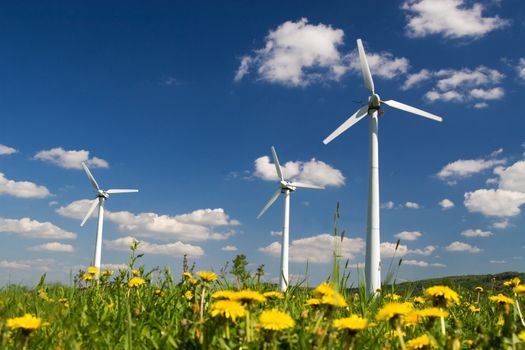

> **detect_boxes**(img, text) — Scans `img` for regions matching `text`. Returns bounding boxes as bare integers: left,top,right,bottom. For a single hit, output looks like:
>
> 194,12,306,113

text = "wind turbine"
80,162,138,272
323,39,443,295
257,146,324,291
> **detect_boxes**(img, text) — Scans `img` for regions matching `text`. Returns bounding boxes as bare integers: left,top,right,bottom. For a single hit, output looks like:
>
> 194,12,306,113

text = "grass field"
1,242,524,349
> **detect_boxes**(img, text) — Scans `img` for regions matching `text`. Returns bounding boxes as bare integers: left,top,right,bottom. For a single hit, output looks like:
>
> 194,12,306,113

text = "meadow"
1,241,524,349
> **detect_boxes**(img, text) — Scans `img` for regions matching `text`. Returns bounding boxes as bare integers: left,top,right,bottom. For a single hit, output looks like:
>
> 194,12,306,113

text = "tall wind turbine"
80,162,138,272
323,39,443,295
257,146,324,291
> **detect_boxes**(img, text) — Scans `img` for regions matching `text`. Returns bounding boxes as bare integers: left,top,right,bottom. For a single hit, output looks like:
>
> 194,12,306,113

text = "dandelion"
518,330,525,342
385,293,401,301
333,315,368,333
132,269,140,276
212,290,236,300
230,290,266,304
101,270,113,277
503,277,520,287
258,309,295,331
314,282,335,296
184,290,193,300
513,285,525,294
182,271,193,280
82,273,93,281
376,302,413,322
210,300,246,321
403,312,421,327
489,294,513,305
414,296,426,304
154,289,165,297
87,266,99,275
406,334,437,349
474,286,484,292
469,305,480,313
196,271,217,283
417,307,449,318
305,298,321,306
7,314,42,331
128,277,145,288
263,291,284,300
424,285,460,306
320,292,348,307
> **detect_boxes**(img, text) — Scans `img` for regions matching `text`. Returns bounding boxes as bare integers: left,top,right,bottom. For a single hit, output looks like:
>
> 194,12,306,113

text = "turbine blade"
257,188,281,219
357,39,375,94
382,99,443,122
106,189,139,194
81,199,99,227
323,105,369,145
82,162,101,191
271,146,284,181
289,181,325,190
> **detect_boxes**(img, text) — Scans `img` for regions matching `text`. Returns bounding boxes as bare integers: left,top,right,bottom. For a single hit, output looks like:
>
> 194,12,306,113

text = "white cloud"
254,156,344,187
259,233,365,263
489,260,506,264
402,0,509,39
234,56,252,81
0,173,51,198
0,260,31,269
394,231,422,241
0,144,17,155
57,200,238,242
461,229,493,237
492,219,509,229
402,69,432,90
101,263,129,271
105,236,204,257
473,102,488,109
403,259,431,267
380,242,409,258
439,199,455,210
0,259,53,272
445,241,482,253
347,50,409,79
464,189,525,217
470,87,504,100
495,160,525,193
221,245,238,251
0,217,76,239
270,230,282,237
34,147,108,169
381,201,395,209
431,263,447,268
405,202,420,209
437,158,505,180
409,245,437,256
28,242,75,253
424,90,462,102
518,58,525,80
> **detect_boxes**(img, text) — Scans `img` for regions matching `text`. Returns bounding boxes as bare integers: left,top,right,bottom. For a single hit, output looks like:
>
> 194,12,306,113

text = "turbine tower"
323,39,443,295
80,162,138,272
257,146,324,291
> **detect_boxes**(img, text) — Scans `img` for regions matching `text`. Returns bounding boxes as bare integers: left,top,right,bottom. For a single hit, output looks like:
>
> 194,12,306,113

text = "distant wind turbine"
323,39,443,295
257,146,324,291
80,162,138,272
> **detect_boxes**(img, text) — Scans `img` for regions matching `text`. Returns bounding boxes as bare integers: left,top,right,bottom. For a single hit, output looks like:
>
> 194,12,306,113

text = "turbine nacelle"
280,180,296,192
368,94,381,109
97,190,109,199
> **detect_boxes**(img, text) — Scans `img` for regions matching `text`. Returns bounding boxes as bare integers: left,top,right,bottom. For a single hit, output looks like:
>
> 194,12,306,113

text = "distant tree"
255,264,265,285
231,254,249,288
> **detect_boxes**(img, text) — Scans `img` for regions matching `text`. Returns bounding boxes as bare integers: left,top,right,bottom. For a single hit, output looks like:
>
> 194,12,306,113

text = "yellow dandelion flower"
424,286,460,306
184,290,193,300
305,298,321,306
102,270,113,277
37,288,51,302
182,271,193,280
403,311,421,327
376,302,413,322
469,305,480,313
496,317,504,327
518,330,525,342
132,269,140,277
513,284,525,294
210,300,246,321
212,290,236,300
503,277,520,287
406,334,437,349
154,289,165,297
196,271,217,283
417,307,449,318
489,294,513,305
128,277,145,288
230,290,266,303
82,273,93,281
384,329,405,339
320,292,348,307
189,278,198,285
463,339,474,346
314,282,335,296
258,309,295,331
384,293,401,301
414,296,426,304
87,266,99,275
7,314,42,331
474,286,484,292
333,315,368,332
107,303,114,310
263,291,284,300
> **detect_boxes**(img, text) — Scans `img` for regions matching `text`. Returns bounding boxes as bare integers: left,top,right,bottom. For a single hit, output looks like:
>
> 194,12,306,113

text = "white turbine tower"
80,162,138,272
323,39,443,295
257,146,324,291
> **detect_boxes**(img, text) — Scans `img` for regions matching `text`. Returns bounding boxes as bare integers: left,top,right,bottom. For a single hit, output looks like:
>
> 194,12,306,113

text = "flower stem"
395,325,407,350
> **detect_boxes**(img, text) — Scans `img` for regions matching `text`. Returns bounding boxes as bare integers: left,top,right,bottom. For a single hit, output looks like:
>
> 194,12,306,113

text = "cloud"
445,241,482,253
492,219,509,229
402,69,432,90
495,160,525,193
489,260,506,264
473,102,488,109
437,157,505,181
270,230,282,237
105,236,204,257
0,259,54,272
409,245,437,256
0,144,17,155
28,242,75,252
461,229,493,237
394,231,422,241
221,245,238,251
439,199,455,210
57,200,238,242
236,18,409,87
402,0,509,39
405,202,420,209
381,201,395,209
258,233,365,263
101,263,129,271
0,173,51,198
402,259,444,268
469,87,504,100
518,58,525,80
253,156,345,187
0,260,32,269
380,242,409,258
0,217,76,239
34,147,108,169
464,189,525,217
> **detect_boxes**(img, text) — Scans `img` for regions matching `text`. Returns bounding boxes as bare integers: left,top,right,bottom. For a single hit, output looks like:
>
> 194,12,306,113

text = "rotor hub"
368,94,381,108
280,181,296,192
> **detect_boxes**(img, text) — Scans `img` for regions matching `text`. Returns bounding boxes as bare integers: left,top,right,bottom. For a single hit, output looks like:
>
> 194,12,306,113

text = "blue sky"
1,0,524,286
